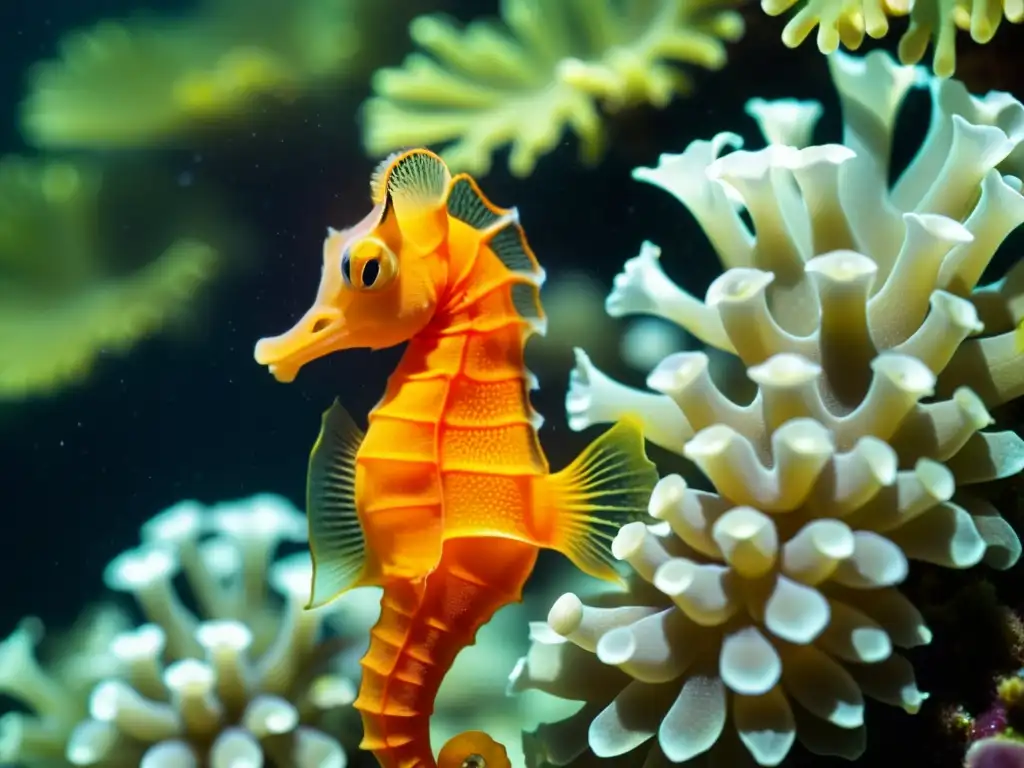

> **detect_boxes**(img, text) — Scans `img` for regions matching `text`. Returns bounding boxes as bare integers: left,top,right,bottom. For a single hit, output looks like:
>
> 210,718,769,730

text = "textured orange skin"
356,538,537,768
354,214,546,768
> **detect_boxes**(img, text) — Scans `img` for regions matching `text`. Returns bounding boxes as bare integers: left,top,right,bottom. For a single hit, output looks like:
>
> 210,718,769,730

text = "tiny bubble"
178,171,194,187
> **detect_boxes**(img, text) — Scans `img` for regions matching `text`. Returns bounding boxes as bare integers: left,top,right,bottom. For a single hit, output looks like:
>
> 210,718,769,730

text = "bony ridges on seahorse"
254,148,658,768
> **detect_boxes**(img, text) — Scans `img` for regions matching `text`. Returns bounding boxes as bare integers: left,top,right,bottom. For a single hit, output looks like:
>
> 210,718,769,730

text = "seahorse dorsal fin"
446,172,546,335
447,173,544,281
370,151,404,204
372,148,451,251
446,174,504,231
306,399,371,608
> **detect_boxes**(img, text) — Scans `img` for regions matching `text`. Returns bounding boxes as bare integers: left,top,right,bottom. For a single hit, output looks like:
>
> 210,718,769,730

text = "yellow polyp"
952,6,973,30
766,0,1024,76
998,674,1024,707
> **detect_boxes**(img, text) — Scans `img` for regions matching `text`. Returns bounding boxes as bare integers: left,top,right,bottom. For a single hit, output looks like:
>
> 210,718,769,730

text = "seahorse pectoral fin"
538,418,659,584
306,398,376,608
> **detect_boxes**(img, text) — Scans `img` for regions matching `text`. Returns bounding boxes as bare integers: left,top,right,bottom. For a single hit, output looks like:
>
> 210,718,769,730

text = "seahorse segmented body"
254,148,659,768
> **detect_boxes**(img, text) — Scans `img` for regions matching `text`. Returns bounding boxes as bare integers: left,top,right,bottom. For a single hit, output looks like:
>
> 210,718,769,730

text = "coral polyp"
20,0,362,149
0,156,221,401
761,0,1024,77
0,495,363,767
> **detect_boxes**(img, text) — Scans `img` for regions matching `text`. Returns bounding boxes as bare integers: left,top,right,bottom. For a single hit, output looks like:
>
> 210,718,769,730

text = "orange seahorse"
253,149,657,768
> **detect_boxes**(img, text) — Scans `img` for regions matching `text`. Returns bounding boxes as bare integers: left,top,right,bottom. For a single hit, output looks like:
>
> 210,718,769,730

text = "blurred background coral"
1,0,1023,766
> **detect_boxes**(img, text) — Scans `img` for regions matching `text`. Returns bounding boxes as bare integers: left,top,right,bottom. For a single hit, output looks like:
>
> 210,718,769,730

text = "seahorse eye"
361,257,380,287
461,755,486,768
347,237,397,290
340,251,352,286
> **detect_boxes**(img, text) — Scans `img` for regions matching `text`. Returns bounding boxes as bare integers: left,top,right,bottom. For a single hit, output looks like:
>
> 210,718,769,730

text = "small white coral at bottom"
0,494,361,767
512,420,1019,767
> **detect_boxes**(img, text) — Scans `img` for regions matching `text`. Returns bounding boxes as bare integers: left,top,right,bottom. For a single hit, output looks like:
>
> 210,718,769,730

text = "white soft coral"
514,49,1024,767
0,494,365,767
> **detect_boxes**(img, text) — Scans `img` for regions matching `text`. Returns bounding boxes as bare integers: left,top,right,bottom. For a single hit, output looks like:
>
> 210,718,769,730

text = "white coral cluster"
0,494,364,767
513,49,1024,766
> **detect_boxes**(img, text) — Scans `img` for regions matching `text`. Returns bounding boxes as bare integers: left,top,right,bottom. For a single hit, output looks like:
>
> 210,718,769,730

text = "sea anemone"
761,0,1024,78
362,0,745,177
513,48,1024,766
0,494,364,766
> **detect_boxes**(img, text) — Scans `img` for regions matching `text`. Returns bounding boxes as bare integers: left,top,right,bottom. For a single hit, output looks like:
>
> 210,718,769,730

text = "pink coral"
966,738,1024,768
972,703,1009,741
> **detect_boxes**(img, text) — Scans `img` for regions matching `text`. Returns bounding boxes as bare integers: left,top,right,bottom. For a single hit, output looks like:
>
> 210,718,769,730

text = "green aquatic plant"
0,156,221,401
0,494,365,767
514,48,1024,765
761,0,1024,78
20,0,362,149
363,0,745,177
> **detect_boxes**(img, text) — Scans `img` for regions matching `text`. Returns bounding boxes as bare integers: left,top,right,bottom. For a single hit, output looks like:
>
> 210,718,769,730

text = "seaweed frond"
0,239,218,401
363,0,745,177
0,157,222,401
